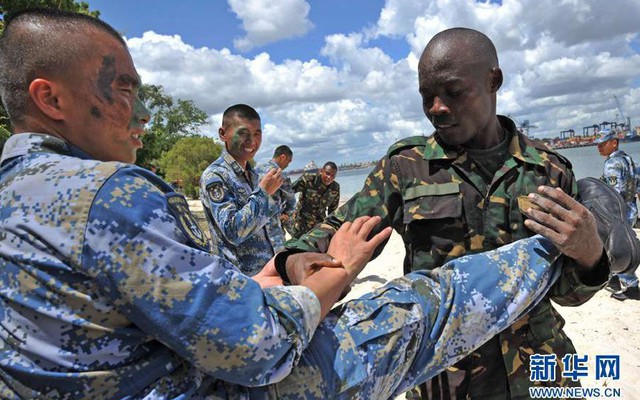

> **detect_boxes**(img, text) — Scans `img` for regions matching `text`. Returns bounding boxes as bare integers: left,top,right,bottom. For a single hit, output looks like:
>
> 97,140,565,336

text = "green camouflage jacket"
291,172,340,238
287,117,608,398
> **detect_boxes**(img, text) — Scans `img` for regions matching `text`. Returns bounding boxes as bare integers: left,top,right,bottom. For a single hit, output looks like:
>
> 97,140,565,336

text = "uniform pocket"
526,304,565,346
402,183,462,224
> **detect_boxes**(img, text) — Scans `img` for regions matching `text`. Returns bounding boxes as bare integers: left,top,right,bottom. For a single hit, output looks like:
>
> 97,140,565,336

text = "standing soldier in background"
291,161,340,238
596,129,640,301
256,145,297,244
200,104,283,276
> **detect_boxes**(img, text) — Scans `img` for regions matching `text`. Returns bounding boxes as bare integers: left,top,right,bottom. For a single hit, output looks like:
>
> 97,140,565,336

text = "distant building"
304,160,318,172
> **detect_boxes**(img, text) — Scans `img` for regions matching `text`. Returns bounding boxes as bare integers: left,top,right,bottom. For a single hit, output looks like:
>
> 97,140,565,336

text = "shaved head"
420,27,499,74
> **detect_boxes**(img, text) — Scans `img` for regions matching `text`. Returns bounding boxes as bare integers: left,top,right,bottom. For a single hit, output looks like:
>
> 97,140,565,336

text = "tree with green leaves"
0,0,100,149
136,84,209,170
0,111,9,149
0,0,99,22
159,136,222,199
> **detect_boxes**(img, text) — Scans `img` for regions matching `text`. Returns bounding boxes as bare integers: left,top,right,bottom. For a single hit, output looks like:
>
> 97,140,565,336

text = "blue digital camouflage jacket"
255,159,296,245
200,152,282,275
0,134,321,399
601,149,639,225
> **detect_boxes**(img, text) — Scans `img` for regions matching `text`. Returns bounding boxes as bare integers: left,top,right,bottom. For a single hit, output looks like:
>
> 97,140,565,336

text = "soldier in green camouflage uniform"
292,162,340,238
287,28,609,399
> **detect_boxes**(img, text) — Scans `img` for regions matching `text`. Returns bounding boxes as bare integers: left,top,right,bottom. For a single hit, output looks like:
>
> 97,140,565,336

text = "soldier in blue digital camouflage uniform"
596,130,640,300
255,145,297,242
0,9,615,400
199,104,285,276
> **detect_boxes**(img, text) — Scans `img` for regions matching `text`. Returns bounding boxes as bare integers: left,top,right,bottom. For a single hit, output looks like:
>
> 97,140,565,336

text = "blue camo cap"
594,129,617,144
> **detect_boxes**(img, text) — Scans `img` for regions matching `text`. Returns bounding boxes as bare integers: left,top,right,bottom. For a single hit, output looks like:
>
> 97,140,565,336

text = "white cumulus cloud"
228,0,313,51
124,0,640,169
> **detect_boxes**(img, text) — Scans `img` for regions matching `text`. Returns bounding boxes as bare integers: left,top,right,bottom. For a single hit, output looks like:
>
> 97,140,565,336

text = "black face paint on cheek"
97,56,116,104
90,106,102,119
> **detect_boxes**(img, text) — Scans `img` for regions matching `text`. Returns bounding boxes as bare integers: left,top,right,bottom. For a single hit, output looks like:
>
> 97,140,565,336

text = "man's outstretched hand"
327,215,393,280
254,254,342,288
256,216,392,319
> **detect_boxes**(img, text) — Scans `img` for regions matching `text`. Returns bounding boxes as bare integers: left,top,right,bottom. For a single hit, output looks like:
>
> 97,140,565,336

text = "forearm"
328,198,339,215
403,235,563,388
278,235,564,398
300,267,351,319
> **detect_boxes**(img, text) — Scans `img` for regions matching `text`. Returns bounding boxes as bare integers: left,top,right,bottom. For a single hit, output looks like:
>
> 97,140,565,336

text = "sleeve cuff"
573,250,610,287
274,249,307,285
263,285,321,351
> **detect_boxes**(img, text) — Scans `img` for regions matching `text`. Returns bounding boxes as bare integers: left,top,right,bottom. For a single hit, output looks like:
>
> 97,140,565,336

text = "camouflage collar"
1,133,83,164
609,149,627,160
222,150,257,179
421,116,546,167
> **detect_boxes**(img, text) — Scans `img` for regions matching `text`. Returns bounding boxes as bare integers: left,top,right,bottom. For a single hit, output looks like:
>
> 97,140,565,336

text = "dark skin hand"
253,258,285,288
256,216,390,318
285,253,342,285
254,253,342,288
523,186,604,269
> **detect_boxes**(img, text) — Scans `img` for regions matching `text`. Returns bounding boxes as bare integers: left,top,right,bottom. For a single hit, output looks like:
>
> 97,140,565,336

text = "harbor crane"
516,119,538,138
583,124,599,137
560,129,575,139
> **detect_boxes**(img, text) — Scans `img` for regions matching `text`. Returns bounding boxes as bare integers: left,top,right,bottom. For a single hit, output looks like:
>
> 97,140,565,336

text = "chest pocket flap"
403,182,462,223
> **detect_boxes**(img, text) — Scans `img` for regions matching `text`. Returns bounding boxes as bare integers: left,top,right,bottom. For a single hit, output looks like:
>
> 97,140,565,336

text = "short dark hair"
273,145,292,158
0,8,126,125
323,161,338,171
222,104,260,127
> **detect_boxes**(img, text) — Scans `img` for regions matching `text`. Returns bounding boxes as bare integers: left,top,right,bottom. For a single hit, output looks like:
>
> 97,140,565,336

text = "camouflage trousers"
205,236,561,399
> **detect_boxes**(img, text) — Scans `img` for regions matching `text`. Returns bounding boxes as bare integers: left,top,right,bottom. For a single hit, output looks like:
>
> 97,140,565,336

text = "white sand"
345,231,640,397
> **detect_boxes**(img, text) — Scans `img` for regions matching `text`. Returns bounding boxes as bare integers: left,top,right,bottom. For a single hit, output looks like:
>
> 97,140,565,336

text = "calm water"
291,141,640,202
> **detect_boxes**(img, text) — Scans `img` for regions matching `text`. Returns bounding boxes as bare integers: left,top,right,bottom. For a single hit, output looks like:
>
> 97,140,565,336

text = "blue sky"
92,0,409,64
89,0,640,169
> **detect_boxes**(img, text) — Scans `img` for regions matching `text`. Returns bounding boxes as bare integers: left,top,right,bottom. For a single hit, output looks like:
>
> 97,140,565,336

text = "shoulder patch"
387,135,428,157
206,182,225,202
166,193,209,251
